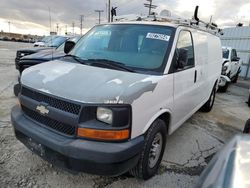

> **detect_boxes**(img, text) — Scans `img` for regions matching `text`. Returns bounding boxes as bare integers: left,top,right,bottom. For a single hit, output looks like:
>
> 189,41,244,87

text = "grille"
21,87,81,115
22,105,76,136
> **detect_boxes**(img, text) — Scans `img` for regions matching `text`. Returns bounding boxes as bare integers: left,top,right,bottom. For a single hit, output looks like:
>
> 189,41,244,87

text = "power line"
144,0,157,15
95,10,104,24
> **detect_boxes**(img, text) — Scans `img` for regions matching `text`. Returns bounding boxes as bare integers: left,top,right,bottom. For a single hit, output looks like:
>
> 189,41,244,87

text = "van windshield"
70,24,174,73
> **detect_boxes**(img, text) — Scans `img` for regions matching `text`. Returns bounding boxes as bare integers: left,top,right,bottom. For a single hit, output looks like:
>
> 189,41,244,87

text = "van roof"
103,21,178,28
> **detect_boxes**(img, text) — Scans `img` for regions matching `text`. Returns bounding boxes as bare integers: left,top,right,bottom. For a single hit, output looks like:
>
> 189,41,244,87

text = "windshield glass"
222,49,229,59
46,36,68,47
37,36,50,42
70,24,174,73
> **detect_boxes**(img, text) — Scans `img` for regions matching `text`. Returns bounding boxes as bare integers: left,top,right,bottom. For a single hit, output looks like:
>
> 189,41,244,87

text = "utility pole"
80,15,84,35
56,23,59,34
144,0,157,15
8,21,10,33
48,7,52,35
65,25,68,35
108,0,111,22
95,10,104,24
72,22,75,35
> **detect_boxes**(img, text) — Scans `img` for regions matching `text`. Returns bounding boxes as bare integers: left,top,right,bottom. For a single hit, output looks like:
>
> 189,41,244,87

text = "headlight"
96,107,113,124
222,66,228,71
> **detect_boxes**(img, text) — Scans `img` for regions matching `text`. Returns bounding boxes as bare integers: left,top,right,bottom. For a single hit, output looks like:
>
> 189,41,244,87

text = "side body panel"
130,75,174,138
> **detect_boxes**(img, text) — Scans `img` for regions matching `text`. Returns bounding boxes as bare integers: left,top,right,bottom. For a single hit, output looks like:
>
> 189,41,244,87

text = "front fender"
219,75,230,87
142,109,172,135
220,75,231,82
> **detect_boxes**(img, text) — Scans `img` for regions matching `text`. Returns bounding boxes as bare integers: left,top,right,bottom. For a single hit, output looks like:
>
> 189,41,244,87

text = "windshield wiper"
64,54,88,65
86,59,135,72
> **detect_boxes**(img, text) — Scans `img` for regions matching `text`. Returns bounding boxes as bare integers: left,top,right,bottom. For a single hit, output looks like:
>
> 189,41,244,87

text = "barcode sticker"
146,33,170,41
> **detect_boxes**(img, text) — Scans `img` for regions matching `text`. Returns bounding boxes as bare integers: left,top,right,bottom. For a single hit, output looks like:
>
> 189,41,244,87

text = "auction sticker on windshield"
146,33,170,42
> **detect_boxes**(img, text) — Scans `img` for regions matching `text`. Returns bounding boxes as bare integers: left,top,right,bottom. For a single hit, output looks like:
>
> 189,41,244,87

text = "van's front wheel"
200,86,216,112
129,119,167,180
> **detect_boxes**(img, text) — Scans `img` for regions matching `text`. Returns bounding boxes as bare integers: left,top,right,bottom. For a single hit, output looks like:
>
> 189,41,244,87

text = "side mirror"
64,41,75,54
176,48,188,69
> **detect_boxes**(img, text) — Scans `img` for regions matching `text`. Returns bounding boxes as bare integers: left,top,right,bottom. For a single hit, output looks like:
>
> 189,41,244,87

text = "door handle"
194,70,197,83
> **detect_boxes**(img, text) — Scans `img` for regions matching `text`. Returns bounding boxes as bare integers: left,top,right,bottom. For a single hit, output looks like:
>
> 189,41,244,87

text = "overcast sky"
0,0,250,36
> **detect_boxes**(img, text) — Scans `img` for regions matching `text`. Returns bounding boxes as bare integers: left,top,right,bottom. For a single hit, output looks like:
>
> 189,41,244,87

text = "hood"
21,50,65,61
21,60,159,104
18,47,54,54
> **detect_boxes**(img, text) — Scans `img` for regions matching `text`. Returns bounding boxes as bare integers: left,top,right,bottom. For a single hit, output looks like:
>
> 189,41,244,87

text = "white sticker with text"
146,33,170,42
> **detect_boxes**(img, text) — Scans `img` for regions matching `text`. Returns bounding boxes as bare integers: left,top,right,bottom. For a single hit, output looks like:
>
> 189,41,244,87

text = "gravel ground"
0,41,249,188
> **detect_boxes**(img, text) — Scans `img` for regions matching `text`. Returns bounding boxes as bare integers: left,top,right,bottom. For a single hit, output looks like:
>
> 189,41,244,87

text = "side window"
173,30,195,71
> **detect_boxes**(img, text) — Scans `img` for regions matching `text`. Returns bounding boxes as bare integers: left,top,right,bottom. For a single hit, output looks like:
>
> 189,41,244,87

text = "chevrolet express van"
11,16,222,179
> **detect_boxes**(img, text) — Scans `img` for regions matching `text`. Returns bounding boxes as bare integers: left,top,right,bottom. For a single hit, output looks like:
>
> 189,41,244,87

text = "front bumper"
11,105,144,176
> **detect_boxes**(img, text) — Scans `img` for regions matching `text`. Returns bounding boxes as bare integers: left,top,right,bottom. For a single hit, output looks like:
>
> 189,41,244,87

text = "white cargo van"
11,8,222,180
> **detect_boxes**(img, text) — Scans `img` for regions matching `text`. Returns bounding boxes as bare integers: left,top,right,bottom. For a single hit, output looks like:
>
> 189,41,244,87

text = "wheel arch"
142,109,171,135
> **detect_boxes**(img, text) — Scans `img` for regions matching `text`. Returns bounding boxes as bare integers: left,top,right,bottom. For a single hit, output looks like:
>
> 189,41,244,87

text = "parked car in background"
16,36,81,74
33,35,57,47
13,36,81,96
218,47,241,92
15,36,69,68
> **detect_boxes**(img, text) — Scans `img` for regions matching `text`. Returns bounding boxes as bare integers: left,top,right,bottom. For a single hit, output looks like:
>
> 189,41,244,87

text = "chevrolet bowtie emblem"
36,105,49,115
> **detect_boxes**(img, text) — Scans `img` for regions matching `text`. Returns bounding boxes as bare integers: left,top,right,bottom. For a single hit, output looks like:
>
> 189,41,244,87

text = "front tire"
218,82,229,92
231,73,239,83
129,119,167,180
200,85,216,112
13,83,21,97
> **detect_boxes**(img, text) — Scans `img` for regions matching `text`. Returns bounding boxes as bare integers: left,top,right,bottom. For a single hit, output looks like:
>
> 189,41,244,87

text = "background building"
220,26,250,79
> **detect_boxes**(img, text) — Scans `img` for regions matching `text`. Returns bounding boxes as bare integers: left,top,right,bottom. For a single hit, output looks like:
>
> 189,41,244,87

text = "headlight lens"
96,107,113,124
222,66,228,71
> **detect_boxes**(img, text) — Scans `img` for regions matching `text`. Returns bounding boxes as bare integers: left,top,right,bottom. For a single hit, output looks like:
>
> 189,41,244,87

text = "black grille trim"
22,105,76,136
21,87,81,115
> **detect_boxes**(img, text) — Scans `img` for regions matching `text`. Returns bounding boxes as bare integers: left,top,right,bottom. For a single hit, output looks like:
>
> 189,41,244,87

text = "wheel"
129,119,167,180
231,73,239,83
13,83,21,97
218,82,229,92
200,85,216,112
243,119,250,133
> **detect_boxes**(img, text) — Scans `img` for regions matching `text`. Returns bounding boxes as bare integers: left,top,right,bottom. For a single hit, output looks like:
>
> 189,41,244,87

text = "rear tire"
129,119,167,180
200,85,216,112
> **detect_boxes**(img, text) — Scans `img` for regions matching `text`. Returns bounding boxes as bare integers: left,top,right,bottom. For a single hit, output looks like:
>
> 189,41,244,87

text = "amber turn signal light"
77,128,130,141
